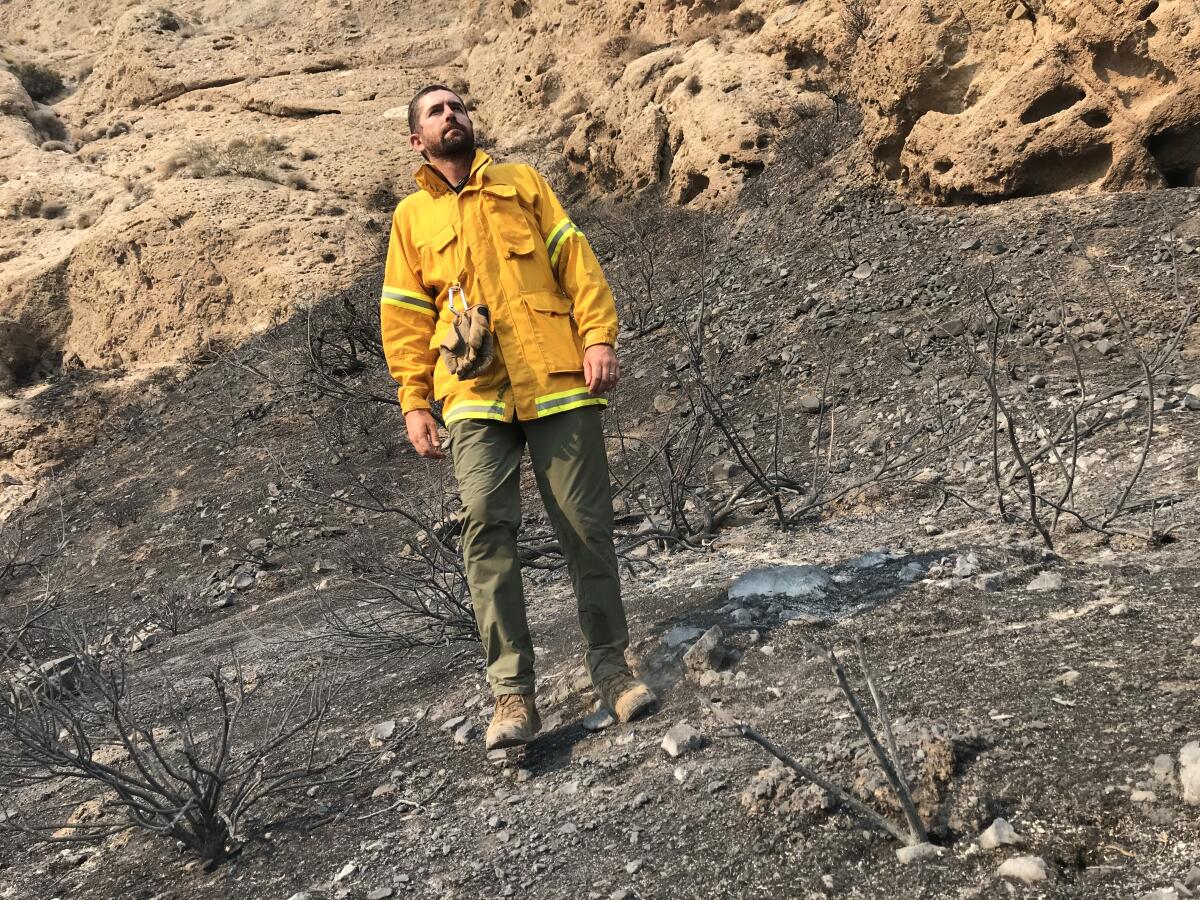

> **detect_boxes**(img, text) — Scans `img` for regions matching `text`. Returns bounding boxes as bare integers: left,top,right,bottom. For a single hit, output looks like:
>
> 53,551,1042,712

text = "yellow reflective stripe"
548,225,581,269
535,386,592,405
544,217,571,249
444,402,507,424
535,387,606,415
381,287,436,316
536,397,607,417
382,297,437,317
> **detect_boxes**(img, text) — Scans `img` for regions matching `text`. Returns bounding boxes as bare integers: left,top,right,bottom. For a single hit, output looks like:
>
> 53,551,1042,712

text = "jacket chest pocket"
482,183,535,259
522,290,584,374
419,222,459,285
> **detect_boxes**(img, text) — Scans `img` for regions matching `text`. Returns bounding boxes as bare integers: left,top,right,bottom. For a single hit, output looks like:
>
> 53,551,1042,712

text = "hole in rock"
1015,144,1112,196
1148,123,1200,187
678,171,709,205
1081,108,1111,128
1138,1,1158,20
732,158,765,179
934,159,954,173
1020,83,1086,124
510,0,530,18
784,45,825,71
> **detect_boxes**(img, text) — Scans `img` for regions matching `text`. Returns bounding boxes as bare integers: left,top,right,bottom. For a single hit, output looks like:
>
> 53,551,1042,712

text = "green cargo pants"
448,407,629,696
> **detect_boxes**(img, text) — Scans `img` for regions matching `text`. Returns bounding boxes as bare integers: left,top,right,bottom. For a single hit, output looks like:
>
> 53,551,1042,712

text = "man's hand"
583,344,620,395
405,409,446,459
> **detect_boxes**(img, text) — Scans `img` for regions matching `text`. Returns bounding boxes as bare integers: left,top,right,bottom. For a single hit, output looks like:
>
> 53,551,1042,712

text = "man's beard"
427,125,474,160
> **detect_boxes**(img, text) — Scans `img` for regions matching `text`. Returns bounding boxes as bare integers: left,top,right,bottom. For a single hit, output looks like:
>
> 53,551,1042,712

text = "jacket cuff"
582,327,618,349
400,391,432,414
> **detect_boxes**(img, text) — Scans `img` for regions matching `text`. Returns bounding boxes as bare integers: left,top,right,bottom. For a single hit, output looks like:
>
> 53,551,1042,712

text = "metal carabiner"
447,282,469,316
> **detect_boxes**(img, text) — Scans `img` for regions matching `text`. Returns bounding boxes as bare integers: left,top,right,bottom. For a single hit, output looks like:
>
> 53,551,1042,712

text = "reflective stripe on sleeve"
533,387,608,417
381,287,437,317
444,400,507,424
545,217,582,269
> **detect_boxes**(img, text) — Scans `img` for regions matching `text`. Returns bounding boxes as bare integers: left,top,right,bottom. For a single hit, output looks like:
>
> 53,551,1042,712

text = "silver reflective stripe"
535,390,593,413
382,288,436,314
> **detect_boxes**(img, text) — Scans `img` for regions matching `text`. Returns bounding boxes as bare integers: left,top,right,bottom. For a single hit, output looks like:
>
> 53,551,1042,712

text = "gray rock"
1180,741,1200,805
1185,384,1200,410
852,261,873,280
1152,753,1175,782
232,572,256,590
960,238,981,251
1131,790,1157,803
661,722,703,758
1027,571,1063,592
683,626,726,672
729,608,753,626
997,855,1048,884
366,889,395,900
953,552,980,578
729,565,832,603
452,721,475,745
661,625,704,649
898,561,925,582
799,393,823,413
896,842,943,865
369,720,396,745
979,817,1022,850
583,707,615,732
1137,890,1180,900
441,715,467,731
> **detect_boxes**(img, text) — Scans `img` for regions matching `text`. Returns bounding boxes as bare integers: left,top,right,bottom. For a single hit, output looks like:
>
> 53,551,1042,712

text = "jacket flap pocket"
481,183,518,199
521,290,572,314
427,223,456,252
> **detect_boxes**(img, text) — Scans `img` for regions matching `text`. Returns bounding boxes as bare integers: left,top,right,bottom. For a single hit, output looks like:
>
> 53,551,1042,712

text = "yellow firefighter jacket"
380,149,619,425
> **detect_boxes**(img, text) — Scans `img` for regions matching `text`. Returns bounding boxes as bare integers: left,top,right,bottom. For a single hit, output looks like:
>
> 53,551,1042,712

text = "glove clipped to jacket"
439,304,495,381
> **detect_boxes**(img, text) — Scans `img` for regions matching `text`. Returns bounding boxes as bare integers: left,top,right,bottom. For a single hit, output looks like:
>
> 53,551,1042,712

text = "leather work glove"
439,304,495,381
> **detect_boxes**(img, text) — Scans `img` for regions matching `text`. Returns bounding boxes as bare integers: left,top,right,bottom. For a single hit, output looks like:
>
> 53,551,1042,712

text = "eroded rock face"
0,318,40,390
855,0,1200,203
0,0,1197,385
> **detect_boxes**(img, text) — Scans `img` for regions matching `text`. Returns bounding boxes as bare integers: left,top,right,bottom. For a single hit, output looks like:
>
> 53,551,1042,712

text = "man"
380,85,657,750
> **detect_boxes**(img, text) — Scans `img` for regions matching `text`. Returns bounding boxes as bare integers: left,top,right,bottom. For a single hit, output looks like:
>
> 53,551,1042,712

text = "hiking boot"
596,671,658,724
485,693,541,750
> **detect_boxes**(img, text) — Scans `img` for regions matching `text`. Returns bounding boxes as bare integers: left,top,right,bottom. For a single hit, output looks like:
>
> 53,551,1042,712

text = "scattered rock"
896,842,943,865
452,721,475,745
1131,790,1157,803
852,261,873,280
661,625,704,649
368,720,396,746
441,715,467,731
953,552,980,578
661,722,703,758
1179,741,1200,805
979,817,1022,850
232,572,256,590
997,855,1048,884
683,626,727,672
583,707,615,732
1027,571,1063,592
799,393,823,413
333,861,358,882
366,888,394,900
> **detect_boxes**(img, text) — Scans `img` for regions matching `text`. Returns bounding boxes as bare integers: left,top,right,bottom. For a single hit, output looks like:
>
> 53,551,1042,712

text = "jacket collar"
414,149,492,197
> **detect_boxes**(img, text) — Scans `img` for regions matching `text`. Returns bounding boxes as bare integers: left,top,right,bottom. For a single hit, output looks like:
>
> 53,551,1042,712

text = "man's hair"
407,84,465,134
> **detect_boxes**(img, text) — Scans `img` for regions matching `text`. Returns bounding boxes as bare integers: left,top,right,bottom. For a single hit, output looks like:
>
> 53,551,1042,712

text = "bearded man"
379,85,658,750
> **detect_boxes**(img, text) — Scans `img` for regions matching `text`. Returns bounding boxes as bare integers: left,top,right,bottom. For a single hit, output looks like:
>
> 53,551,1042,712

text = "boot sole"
485,732,535,751
616,694,659,724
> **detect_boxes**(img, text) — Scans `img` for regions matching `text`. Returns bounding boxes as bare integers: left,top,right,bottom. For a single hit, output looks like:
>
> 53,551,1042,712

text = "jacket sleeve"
380,206,439,413
527,168,620,349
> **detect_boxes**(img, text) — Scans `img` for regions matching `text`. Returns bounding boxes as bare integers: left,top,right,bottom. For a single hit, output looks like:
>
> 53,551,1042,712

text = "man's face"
410,90,474,160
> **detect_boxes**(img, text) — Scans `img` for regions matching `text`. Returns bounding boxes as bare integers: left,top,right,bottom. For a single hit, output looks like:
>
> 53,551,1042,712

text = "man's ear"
409,133,424,154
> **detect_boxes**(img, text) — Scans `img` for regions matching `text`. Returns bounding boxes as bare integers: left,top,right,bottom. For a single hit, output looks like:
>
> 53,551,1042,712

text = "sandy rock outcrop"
1,0,1198,400
855,0,1200,203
